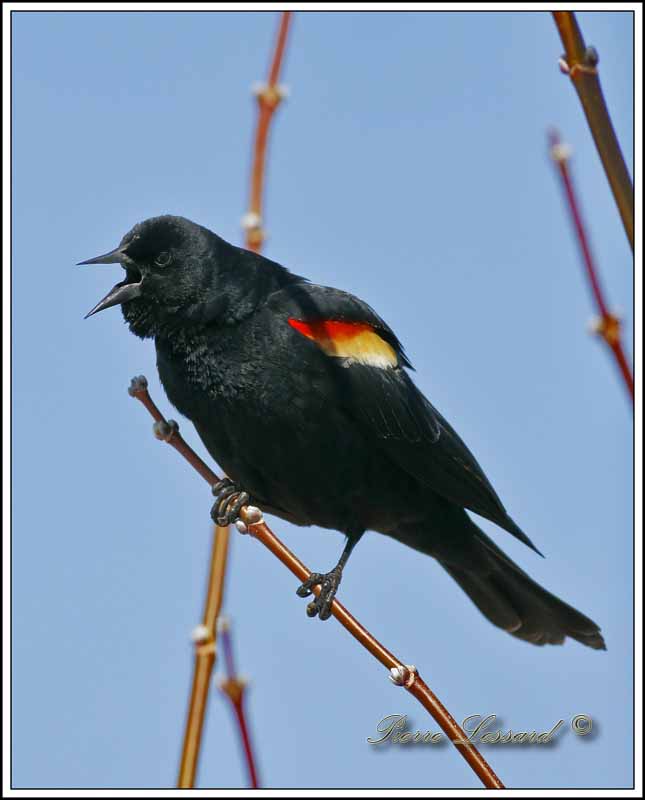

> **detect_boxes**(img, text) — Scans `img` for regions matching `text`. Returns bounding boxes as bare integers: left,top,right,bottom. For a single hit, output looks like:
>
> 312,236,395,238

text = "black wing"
275,282,541,555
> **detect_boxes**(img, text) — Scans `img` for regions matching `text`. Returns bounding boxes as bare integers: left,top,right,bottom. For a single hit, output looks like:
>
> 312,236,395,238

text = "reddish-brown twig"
176,523,231,788
217,618,260,788
243,11,293,251
170,17,294,783
553,11,634,251
549,131,634,403
129,376,504,789
128,374,233,787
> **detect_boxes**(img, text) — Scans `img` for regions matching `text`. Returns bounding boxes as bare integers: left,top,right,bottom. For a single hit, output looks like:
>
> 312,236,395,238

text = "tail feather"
443,526,606,649
392,514,606,650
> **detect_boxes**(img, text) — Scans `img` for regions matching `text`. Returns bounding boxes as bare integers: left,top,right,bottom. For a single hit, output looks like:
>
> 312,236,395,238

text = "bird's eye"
154,251,172,267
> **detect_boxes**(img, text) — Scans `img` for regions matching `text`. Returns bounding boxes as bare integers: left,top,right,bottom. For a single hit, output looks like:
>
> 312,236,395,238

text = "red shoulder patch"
288,318,397,368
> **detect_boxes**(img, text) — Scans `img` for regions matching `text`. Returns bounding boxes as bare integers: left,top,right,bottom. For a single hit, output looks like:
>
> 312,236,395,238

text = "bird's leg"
297,532,363,620
210,478,250,526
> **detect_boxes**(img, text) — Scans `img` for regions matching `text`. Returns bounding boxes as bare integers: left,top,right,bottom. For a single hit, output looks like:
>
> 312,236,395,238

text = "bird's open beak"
79,245,143,318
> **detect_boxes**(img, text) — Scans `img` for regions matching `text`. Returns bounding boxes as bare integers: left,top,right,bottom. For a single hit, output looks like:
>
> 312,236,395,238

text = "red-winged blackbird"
82,215,605,649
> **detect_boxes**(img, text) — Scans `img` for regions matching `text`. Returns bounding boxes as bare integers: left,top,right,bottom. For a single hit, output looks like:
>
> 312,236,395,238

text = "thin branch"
176,524,231,787
549,130,634,402
129,371,232,787
553,11,634,251
128,376,505,790
217,618,260,788
243,11,293,251
172,15,293,785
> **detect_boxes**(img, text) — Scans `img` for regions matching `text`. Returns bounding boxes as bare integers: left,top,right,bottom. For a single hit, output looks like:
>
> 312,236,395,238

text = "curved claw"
296,573,324,598
297,567,343,620
210,479,250,526
317,587,336,621
212,478,234,496
218,491,250,526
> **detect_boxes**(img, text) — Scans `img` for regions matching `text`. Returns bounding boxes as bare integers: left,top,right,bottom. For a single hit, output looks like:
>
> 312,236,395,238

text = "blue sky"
11,9,634,790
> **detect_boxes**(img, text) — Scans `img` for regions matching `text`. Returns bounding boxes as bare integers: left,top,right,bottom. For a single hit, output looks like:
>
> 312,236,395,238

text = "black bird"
81,215,605,649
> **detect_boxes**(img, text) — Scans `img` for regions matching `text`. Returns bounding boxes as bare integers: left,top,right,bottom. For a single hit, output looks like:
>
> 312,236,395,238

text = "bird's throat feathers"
122,237,303,340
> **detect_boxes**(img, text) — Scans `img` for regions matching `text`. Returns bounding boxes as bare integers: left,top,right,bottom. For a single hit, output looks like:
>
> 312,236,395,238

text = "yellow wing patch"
288,319,398,368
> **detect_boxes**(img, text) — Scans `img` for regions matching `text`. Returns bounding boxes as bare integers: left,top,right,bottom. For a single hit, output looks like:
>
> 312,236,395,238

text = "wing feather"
272,282,540,554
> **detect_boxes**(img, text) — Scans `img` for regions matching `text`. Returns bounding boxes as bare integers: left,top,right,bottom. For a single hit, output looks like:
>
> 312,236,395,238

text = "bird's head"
80,215,226,338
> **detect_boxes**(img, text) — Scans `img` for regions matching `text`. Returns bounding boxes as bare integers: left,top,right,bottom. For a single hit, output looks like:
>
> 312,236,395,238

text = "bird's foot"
296,566,343,621
211,478,250,526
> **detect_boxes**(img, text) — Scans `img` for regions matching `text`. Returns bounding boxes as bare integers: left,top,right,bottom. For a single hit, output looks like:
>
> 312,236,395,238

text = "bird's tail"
393,515,606,650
